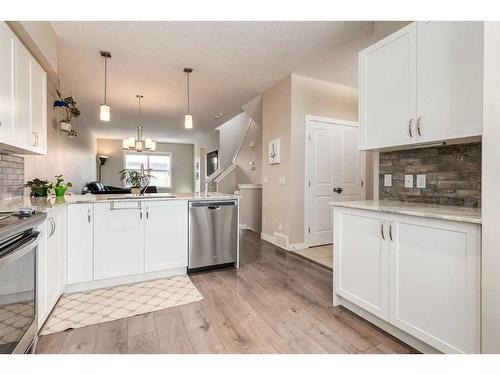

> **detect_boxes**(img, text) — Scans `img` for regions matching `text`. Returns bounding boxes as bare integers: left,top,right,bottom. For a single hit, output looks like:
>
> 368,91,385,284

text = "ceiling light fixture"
184,67,193,129
122,95,156,152
99,51,111,122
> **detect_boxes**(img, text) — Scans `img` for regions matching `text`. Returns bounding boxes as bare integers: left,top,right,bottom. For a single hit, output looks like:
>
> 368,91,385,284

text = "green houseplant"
119,169,152,195
23,178,51,197
51,175,72,197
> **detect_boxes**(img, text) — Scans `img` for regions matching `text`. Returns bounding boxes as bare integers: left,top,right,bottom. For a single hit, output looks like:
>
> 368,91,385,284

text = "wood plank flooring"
36,230,418,354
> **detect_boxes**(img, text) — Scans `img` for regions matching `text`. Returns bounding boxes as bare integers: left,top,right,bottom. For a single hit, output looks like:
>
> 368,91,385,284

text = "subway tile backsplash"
0,153,24,200
379,143,481,208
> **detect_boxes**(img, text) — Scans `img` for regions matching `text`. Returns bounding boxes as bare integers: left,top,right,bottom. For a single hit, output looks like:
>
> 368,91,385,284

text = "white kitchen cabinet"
30,58,47,154
334,209,389,320
359,21,484,151
388,215,481,354
144,200,188,272
67,203,94,284
13,39,31,147
0,21,47,154
333,207,481,353
359,23,417,150
93,202,144,280
0,23,14,141
416,22,483,143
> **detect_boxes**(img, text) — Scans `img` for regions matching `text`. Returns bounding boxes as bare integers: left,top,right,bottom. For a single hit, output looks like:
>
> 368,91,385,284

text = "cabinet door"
0,23,14,141
359,23,417,150
94,202,144,280
46,209,64,311
417,22,483,143
144,200,188,272
388,215,480,353
36,221,48,328
30,59,47,154
334,208,389,319
67,204,94,284
13,40,31,147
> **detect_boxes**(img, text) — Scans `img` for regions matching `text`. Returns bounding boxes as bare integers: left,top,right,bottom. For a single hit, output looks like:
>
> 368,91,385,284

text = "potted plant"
23,178,51,197
119,169,152,195
51,175,73,197
54,89,81,135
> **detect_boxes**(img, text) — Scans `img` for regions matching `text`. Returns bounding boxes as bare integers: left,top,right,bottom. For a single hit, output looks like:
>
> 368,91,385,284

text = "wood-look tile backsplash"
0,153,24,200
379,143,481,207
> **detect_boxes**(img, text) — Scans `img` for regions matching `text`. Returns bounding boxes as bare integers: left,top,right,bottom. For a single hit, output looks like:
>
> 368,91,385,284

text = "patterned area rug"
40,276,203,335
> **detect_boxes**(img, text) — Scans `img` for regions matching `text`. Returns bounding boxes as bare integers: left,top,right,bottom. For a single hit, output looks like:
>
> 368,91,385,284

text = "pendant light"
122,95,156,152
184,67,193,129
99,51,111,122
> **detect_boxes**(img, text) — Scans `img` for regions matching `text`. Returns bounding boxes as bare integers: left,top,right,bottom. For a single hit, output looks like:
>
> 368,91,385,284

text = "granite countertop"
0,192,239,213
329,200,482,224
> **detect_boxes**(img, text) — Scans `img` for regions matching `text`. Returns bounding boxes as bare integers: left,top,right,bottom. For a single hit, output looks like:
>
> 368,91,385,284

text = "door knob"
333,187,343,194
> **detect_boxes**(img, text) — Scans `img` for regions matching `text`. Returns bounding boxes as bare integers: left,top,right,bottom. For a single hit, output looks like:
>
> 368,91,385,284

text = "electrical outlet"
416,174,426,188
278,222,283,231
405,174,414,188
279,176,286,185
384,174,392,187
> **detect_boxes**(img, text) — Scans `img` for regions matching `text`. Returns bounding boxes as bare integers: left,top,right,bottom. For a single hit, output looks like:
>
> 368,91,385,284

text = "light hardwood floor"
293,245,333,270
36,230,417,354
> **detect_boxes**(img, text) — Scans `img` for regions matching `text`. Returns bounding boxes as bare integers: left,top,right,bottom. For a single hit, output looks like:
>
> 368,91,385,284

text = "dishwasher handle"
190,200,237,208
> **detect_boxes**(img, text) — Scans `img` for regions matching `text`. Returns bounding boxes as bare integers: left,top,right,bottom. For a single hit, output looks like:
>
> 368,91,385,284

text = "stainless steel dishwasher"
188,200,238,273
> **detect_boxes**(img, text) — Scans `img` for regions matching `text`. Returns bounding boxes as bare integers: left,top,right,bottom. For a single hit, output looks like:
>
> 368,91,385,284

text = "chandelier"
122,94,156,152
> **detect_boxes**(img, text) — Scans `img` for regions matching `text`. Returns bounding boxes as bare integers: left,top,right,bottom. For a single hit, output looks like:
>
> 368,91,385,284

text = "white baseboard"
64,267,187,294
260,232,308,252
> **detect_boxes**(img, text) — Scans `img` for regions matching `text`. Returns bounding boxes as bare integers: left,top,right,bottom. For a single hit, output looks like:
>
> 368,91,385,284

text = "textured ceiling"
51,21,374,143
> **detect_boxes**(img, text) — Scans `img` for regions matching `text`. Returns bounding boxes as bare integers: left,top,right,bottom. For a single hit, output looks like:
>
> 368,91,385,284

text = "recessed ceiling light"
215,112,224,120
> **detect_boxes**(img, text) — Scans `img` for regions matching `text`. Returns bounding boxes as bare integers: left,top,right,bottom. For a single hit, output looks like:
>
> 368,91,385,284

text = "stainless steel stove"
0,211,46,354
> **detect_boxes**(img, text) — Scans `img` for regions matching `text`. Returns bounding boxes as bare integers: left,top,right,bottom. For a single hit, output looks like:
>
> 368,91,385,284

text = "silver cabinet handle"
408,118,414,138
416,116,422,136
140,210,143,220
87,208,91,223
32,131,39,147
380,223,385,240
146,207,149,219
389,224,393,241
48,217,56,238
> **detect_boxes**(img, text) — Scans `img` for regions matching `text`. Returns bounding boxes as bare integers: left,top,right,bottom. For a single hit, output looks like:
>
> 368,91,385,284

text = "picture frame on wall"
268,138,280,164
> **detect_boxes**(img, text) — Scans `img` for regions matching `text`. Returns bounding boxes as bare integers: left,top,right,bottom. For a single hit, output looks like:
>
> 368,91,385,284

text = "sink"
105,195,176,200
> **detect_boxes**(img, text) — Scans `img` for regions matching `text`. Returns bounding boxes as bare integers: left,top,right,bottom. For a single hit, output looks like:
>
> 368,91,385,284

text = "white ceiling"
51,21,375,143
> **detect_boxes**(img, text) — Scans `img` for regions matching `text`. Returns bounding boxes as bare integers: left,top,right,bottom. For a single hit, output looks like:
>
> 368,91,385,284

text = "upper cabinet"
0,22,47,155
359,22,484,151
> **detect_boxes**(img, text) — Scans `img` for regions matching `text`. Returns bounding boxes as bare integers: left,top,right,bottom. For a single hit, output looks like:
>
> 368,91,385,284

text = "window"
124,152,172,188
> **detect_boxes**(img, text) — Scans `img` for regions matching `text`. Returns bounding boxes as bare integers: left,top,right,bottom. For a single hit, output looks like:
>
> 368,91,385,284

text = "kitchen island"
1,192,239,330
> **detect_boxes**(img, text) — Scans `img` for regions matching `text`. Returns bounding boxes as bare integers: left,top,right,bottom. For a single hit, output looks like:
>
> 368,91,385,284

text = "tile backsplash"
0,153,24,200
379,143,481,208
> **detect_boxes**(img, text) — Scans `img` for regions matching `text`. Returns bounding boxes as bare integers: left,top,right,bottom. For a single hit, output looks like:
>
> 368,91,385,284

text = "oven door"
0,230,40,354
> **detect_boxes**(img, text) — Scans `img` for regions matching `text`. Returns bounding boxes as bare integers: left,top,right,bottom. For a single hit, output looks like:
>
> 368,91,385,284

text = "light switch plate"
278,222,283,231
416,174,426,188
384,174,392,187
263,176,268,183
405,174,414,188
279,176,286,185
263,217,267,225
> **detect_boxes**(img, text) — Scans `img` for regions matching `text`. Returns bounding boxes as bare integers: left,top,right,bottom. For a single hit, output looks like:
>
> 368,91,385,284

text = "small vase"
60,121,72,132
130,187,141,195
54,187,67,197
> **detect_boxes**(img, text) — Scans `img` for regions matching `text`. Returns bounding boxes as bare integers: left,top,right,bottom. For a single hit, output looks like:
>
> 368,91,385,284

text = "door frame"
304,115,366,248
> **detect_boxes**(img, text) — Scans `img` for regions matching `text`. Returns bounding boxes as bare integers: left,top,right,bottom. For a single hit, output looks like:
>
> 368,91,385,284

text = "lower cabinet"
37,206,66,328
67,203,94,284
334,207,481,354
144,200,188,272
93,201,144,280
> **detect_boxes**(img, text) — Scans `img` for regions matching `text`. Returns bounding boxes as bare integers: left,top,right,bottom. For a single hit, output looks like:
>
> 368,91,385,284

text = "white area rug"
40,276,203,335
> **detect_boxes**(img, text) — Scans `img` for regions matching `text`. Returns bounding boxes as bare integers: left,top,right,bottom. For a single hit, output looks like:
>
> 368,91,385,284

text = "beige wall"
24,73,96,194
96,139,194,193
262,76,292,242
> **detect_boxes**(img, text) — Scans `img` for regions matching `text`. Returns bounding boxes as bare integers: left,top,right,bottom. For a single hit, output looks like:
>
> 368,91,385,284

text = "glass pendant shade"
100,104,110,121
185,114,193,129
145,139,156,151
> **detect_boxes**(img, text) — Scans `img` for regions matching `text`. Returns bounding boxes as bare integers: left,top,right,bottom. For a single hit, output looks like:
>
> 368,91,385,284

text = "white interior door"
306,116,365,247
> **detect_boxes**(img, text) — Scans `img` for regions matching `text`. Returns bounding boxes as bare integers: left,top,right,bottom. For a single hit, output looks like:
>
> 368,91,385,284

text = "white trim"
64,267,186,294
304,114,365,248
238,184,262,189
260,232,307,252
